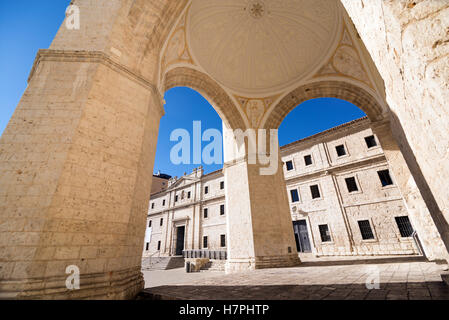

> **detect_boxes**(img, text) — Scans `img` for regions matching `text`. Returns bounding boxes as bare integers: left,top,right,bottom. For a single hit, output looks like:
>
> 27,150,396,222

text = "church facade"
143,118,420,260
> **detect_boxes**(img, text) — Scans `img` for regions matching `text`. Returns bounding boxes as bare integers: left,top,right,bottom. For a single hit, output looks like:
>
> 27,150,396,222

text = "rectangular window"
175,195,179,202
286,161,294,171
220,204,225,216
148,221,152,228
205,186,209,194
157,241,161,251
365,135,377,148
160,218,163,226
290,189,300,203
395,216,414,238
310,185,321,199
378,169,393,187
146,243,149,251
304,155,313,166
345,177,359,193
319,225,331,242
151,203,155,209
220,234,226,248
203,236,208,249
220,181,225,190
358,220,375,240
336,144,347,157
162,199,166,206
204,208,208,219
187,191,191,199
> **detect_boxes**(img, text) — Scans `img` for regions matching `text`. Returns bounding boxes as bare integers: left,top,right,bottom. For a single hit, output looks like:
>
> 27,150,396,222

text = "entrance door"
175,226,185,256
293,220,311,253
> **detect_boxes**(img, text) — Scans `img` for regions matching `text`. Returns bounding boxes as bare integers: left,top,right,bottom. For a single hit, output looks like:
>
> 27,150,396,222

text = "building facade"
143,118,420,259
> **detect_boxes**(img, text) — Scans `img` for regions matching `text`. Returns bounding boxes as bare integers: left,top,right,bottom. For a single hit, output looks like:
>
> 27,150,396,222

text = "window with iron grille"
220,181,225,190
286,161,294,171
157,241,161,251
220,204,225,216
319,224,331,242
336,144,347,157
310,185,321,199
290,189,300,203
304,155,313,166
220,234,226,247
365,135,377,148
345,177,359,193
160,218,163,226
358,220,375,240
395,216,414,237
204,208,208,219
203,236,208,249
205,186,209,194
378,169,393,187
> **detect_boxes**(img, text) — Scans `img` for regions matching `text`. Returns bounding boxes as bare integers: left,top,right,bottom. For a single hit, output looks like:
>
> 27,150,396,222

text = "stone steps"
200,260,225,272
142,256,185,271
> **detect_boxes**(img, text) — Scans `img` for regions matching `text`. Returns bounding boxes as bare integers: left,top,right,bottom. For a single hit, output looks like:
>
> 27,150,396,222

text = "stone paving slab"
140,261,449,300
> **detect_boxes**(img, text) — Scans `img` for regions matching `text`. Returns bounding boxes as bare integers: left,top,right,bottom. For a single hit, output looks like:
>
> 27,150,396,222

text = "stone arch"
163,67,247,130
263,80,386,129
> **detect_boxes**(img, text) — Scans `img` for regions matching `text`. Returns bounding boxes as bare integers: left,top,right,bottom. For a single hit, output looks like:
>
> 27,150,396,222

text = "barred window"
290,189,300,203
304,155,313,166
336,145,347,157
345,177,359,193
378,170,393,187
319,225,331,242
365,135,377,148
358,220,375,240
220,234,226,248
395,216,414,238
310,185,321,199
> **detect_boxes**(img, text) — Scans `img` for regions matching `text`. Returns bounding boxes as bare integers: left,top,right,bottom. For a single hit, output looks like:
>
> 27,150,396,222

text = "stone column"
222,127,300,273
372,119,449,262
0,50,164,299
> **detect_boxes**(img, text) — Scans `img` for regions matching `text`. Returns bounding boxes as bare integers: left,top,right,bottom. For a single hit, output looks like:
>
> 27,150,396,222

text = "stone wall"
341,0,449,257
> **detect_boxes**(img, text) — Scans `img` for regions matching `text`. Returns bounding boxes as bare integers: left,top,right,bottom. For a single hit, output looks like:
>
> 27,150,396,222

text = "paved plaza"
141,258,449,300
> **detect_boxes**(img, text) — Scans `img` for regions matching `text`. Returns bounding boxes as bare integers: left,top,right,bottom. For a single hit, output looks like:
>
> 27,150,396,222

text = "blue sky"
0,1,366,178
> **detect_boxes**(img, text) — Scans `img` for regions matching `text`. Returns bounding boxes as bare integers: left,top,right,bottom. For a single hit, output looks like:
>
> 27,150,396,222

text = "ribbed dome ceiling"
188,0,341,96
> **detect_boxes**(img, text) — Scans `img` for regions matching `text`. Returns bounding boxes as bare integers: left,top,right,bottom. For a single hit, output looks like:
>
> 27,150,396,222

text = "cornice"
284,154,388,184
28,49,165,117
